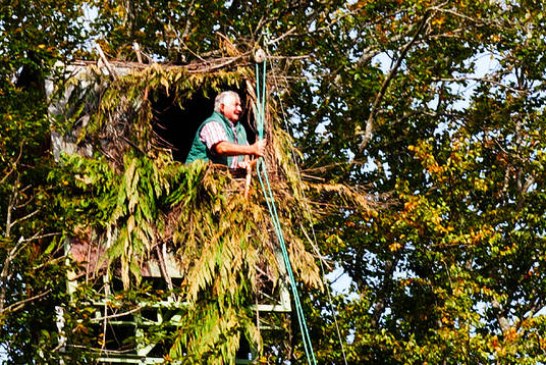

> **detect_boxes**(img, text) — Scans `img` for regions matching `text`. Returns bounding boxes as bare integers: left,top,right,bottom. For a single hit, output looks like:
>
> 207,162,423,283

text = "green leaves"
4,0,546,363
282,1,546,363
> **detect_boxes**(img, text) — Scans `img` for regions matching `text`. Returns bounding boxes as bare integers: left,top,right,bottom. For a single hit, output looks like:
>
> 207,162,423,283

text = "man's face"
220,94,242,123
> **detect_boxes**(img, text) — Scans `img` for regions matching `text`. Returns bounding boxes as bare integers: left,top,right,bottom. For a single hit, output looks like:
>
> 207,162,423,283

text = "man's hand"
251,139,266,157
237,158,259,170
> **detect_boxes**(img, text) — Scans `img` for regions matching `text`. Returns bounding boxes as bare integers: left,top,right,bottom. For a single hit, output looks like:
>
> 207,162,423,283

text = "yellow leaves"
499,242,517,257
439,224,498,250
539,336,546,350
160,76,170,94
471,177,488,192
504,327,518,342
218,33,240,58
427,162,445,175
399,194,452,237
163,354,173,362
468,226,492,245
440,315,453,325
408,141,446,182
491,335,502,352
479,286,504,301
126,214,135,233
389,242,403,252
489,325,523,360
404,199,419,212
431,15,446,28
452,283,464,297
73,322,89,335
97,332,105,346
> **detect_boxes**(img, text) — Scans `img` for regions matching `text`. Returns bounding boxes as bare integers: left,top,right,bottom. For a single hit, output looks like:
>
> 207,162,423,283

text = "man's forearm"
214,140,265,157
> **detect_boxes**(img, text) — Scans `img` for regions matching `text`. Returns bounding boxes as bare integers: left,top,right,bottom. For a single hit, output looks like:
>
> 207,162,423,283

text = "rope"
254,56,318,365
267,54,350,365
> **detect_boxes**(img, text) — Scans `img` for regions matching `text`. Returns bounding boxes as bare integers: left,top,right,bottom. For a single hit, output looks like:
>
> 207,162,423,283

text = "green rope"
254,55,317,365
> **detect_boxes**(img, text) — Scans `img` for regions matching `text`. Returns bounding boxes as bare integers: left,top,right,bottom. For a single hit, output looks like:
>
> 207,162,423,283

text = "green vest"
185,111,248,166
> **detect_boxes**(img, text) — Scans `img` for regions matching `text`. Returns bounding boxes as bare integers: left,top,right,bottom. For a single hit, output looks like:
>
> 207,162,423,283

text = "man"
185,91,266,168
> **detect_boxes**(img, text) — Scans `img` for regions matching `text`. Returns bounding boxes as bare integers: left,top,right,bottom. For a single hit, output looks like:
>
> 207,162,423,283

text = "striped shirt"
200,121,247,169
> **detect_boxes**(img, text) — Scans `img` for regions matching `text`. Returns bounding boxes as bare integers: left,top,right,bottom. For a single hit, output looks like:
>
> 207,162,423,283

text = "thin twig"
266,27,297,45
0,141,24,185
90,305,143,322
1,289,52,315
434,76,527,94
8,208,41,231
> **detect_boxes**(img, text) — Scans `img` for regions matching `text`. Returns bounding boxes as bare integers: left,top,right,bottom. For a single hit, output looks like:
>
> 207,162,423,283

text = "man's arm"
214,139,266,158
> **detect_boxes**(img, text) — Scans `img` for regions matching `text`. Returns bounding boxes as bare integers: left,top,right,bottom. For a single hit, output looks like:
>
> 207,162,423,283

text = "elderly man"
185,91,266,168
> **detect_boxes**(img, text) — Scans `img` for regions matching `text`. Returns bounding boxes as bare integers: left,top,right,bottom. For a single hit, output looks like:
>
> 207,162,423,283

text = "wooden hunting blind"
47,55,321,364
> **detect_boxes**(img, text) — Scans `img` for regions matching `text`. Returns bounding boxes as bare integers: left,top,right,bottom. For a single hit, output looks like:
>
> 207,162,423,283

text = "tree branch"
0,236,27,312
359,12,431,153
0,230,60,313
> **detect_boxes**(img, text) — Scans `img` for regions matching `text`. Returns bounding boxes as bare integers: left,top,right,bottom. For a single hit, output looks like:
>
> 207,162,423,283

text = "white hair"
214,91,240,113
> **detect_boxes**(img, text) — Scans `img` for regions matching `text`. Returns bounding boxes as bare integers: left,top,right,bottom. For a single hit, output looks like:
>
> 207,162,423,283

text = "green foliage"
0,36,73,363
42,61,323,363
296,1,546,363
3,0,546,364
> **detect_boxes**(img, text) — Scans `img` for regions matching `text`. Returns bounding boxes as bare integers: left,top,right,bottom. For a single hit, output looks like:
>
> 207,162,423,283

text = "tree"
0,1,88,362
295,1,546,363
2,0,546,364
